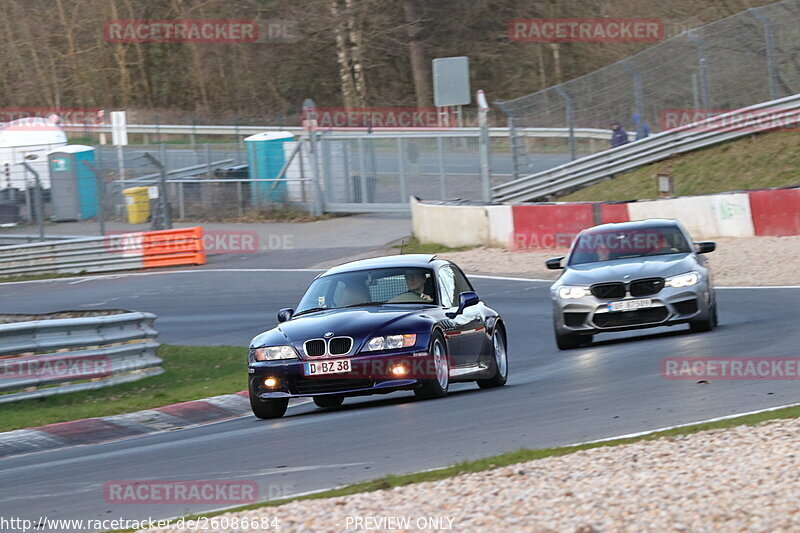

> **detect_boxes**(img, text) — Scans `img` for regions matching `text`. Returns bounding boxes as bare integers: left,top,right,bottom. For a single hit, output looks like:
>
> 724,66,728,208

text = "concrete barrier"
627,194,755,239
748,188,800,236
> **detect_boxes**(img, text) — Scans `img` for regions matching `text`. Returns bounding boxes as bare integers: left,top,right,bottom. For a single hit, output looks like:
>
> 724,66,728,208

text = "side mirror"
447,291,479,318
545,256,565,270
277,308,294,323
695,242,716,254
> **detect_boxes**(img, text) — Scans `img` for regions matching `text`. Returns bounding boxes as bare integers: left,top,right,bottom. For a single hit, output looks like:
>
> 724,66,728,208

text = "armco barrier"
748,188,800,236
0,227,205,277
0,311,160,403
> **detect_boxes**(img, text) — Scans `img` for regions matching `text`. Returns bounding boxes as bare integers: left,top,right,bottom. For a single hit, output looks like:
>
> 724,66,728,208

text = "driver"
390,270,433,303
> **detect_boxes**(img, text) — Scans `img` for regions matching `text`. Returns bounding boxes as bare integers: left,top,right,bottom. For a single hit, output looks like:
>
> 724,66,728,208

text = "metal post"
477,89,492,202
81,161,106,236
356,137,368,204
22,162,44,240
204,143,211,176
397,138,408,203
303,98,324,215
508,116,520,181
554,85,576,161
143,153,172,230
749,7,779,101
688,31,711,110
236,181,243,217
621,60,645,140
191,116,197,148
179,182,186,220
691,74,700,111
436,136,447,200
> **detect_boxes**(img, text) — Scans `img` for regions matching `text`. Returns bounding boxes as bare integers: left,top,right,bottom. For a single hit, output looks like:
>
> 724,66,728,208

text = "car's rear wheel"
478,327,508,389
249,395,289,419
313,395,344,408
415,331,449,400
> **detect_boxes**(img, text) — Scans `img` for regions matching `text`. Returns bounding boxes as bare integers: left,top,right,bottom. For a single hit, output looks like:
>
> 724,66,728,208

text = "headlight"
253,345,298,361
558,286,591,299
665,272,700,288
363,334,417,352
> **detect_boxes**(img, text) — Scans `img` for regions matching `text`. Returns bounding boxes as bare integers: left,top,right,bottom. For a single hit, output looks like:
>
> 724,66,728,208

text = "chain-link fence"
497,0,800,177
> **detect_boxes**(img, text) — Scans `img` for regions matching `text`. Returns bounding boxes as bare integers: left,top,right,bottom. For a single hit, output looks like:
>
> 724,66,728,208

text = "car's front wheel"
478,327,508,389
249,395,289,419
313,395,344,408
690,300,718,332
554,327,583,350
415,331,449,400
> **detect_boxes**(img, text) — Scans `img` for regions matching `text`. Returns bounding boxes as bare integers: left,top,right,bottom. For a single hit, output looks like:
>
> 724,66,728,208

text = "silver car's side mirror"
545,257,564,269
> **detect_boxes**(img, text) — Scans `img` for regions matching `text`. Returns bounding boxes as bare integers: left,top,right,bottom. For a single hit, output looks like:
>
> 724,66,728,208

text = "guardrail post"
508,116,520,181
22,162,45,240
621,60,646,139
688,31,711,110
554,85,576,161
749,7,779,101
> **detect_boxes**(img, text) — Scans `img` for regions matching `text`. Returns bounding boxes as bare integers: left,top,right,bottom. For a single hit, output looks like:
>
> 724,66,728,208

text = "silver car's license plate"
608,298,652,312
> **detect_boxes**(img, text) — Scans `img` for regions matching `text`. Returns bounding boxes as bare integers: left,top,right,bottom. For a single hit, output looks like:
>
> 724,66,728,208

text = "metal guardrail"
493,93,800,203
62,123,618,141
0,311,160,403
0,227,205,276
121,159,235,183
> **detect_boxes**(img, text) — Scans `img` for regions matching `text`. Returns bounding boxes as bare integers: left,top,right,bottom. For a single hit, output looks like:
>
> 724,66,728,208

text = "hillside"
560,131,800,202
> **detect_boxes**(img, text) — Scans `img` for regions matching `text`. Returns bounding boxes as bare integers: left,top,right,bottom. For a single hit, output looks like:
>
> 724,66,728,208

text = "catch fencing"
0,311,160,404
497,0,800,178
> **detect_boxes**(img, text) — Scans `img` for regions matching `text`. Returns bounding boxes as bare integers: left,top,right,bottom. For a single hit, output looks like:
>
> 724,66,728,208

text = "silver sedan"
546,219,717,350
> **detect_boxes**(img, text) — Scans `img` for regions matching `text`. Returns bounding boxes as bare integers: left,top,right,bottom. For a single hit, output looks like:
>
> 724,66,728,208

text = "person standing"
610,121,629,148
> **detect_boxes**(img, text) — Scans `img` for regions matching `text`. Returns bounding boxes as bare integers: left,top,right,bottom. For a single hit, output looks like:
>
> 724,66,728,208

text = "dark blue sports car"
247,254,509,418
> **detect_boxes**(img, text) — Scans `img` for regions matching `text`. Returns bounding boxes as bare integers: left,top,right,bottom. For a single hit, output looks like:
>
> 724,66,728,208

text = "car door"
437,264,486,366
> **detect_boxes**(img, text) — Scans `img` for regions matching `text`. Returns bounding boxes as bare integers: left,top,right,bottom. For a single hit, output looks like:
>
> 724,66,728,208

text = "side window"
438,266,456,308
451,264,474,295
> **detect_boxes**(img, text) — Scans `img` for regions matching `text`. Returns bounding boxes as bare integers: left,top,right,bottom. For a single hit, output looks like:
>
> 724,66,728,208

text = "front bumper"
248,349,432,399
552,284,712,334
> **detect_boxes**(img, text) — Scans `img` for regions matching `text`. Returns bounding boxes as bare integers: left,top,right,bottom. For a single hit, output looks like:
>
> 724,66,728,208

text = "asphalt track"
1,259,799,526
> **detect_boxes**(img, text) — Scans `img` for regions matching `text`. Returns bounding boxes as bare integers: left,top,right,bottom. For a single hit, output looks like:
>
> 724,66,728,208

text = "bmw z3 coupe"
248,254,509,418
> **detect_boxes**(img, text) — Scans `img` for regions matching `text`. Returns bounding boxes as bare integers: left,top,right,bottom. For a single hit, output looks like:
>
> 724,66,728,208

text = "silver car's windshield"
295,267,437,314
569,226,691,265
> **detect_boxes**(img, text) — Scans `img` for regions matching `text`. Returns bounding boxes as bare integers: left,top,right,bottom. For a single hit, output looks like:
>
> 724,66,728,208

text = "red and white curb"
0,391,254,460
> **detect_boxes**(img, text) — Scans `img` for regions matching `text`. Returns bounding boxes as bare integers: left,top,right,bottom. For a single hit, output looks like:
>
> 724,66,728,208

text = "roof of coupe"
321,254,437,276
580,218,681,234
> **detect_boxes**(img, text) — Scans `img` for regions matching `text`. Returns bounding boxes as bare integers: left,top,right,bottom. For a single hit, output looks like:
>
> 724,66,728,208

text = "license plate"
304,359,351,376
608,298,652,312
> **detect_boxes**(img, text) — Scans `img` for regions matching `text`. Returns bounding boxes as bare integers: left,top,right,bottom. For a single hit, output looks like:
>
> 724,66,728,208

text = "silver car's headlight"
363,334,417,351
557,286,591,299
253,345,298,361
665,272,700,288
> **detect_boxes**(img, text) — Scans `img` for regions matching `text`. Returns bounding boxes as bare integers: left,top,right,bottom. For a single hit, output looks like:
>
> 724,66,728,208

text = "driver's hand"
420,293,433,302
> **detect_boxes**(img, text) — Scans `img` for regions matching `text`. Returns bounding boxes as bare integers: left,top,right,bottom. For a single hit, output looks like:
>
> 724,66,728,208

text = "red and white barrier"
412,187,799,249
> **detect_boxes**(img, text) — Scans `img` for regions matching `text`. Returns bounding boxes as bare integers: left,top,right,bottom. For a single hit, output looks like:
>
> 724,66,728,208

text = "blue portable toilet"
47,145,98,220
244,131,295,204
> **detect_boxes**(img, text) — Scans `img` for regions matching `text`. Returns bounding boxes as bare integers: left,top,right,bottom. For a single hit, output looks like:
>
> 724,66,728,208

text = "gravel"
141,417,800,532
440,236,800,286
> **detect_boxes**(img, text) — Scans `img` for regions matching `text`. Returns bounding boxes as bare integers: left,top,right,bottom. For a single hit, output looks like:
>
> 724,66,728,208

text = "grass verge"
112,401,800,532
0,344,245,432
393,236,474,254
0,272,90,284
561,130,800,202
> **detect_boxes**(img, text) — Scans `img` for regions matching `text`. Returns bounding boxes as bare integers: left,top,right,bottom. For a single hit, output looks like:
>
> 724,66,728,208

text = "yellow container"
123,186,150,224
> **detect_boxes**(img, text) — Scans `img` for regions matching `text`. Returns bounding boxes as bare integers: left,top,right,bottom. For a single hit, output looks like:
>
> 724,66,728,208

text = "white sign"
433,57,471,107
111,111,128,146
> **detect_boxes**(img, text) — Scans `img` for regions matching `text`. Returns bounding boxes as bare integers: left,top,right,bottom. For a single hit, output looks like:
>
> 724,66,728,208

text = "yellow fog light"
391,364,408,377
263,377,279,388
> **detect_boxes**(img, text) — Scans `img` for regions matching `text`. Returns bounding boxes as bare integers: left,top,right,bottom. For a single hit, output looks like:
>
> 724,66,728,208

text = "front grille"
673,299,699,315
593,307,669,328
564,312,589,327
304,339,326,357
329,337,352,356
591,282,626,299
630,278,664,297
292,377,373,394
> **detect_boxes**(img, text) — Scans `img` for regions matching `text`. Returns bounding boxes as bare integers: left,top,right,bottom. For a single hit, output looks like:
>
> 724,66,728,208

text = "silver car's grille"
329,337,353,356
630,278,664,297
591,282,626,299
304,339,326,357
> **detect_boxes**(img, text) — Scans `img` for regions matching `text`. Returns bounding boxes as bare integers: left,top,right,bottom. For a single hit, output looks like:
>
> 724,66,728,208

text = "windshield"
569,226,691,265
295,267,437,314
